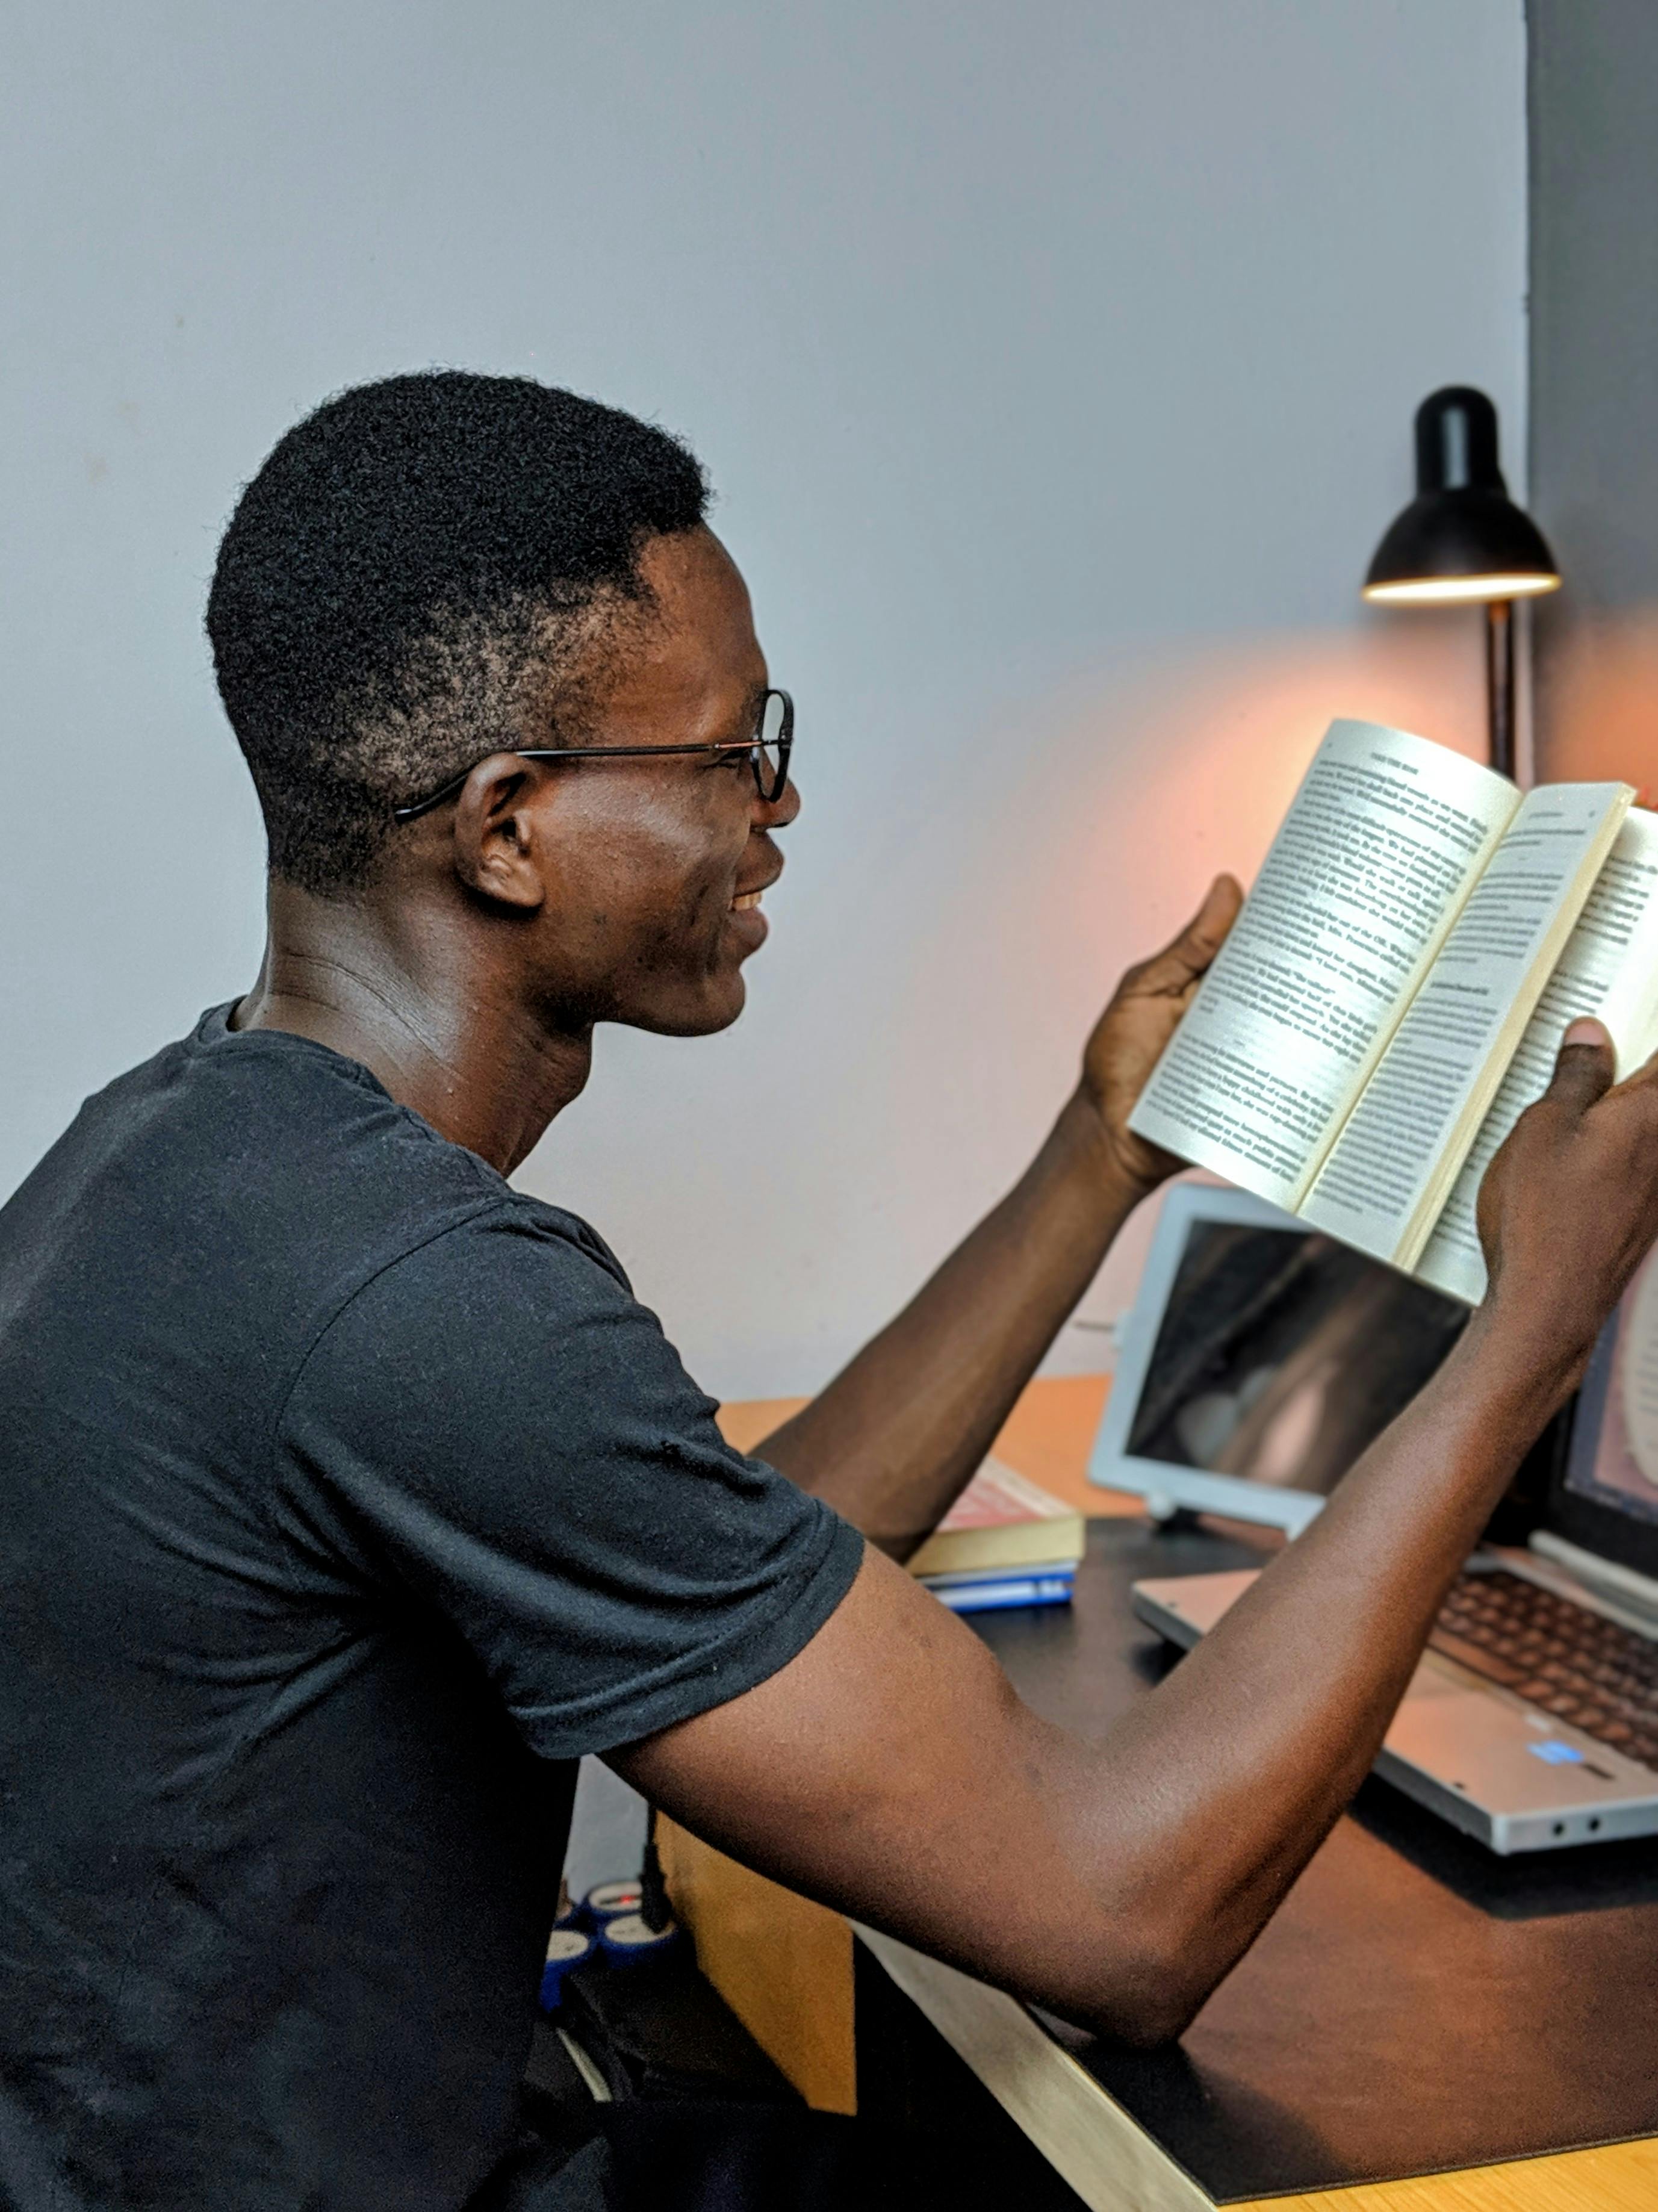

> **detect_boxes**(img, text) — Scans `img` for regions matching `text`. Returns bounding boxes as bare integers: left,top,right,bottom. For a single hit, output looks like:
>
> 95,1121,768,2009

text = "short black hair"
206,371,709,896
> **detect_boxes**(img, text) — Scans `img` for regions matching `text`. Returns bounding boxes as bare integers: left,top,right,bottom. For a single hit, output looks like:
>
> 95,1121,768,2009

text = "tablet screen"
1124,1221,1468,1497
1563,1246,1658,1530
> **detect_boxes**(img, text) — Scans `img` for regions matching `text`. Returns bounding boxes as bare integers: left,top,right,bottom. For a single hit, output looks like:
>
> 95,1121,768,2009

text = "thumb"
1131,874,1244,996
1545,1017,1616,1120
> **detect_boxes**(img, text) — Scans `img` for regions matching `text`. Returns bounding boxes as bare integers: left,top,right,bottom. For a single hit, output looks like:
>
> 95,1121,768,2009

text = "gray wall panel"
1529,1,1658,788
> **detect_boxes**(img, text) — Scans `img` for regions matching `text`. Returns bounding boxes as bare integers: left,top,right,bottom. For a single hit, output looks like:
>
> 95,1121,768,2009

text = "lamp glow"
1362,573,1561,607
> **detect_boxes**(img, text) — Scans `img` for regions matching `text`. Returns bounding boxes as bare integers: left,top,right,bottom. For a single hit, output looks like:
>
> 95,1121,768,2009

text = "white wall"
2,1,1526,1400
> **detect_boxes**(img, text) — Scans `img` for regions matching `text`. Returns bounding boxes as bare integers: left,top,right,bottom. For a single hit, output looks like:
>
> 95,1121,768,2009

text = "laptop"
1090,1184,1658,1854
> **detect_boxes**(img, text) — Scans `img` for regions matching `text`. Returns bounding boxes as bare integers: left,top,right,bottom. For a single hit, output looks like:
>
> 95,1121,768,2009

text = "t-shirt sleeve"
274,1203,864,1758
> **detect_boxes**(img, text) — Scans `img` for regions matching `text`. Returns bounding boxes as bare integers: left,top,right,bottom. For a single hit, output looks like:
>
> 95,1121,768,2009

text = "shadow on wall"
1536,608,1658,800
883,612,1495,1373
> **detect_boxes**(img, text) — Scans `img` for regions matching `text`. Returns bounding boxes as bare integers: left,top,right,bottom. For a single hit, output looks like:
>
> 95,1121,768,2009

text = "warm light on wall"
1362,387,1560,779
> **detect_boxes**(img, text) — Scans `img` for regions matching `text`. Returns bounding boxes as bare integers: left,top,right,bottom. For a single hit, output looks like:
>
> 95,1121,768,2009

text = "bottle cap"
538,1927,592,2013
597,1911,682,1968
582,1878,645,1927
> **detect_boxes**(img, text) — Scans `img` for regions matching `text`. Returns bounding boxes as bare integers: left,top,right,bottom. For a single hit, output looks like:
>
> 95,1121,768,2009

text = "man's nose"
760,774,801,831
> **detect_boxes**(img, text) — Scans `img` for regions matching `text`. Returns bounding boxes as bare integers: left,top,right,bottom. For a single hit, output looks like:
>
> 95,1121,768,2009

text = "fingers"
1562,1017,1611,1051
1129,875,1244,996
1544,1017,1616,1121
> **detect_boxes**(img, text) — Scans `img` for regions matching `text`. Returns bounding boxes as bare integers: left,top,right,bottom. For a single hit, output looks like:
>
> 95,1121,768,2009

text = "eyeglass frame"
391,688,793,824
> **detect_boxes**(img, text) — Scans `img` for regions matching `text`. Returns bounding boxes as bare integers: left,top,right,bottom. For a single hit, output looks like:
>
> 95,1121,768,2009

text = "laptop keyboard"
1430,1570,1658,1771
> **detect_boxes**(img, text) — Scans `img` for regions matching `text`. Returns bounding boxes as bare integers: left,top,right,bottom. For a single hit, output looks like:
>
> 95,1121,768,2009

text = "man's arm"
757,875,1243,1554
617,1024,1658,2043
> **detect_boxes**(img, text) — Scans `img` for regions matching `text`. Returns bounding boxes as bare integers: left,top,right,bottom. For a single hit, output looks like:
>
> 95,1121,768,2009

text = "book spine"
927,1574,1075,1614
917,1559,1081,1588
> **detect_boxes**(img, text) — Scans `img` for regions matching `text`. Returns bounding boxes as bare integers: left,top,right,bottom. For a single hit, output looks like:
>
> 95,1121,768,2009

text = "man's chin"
624,971,748,1040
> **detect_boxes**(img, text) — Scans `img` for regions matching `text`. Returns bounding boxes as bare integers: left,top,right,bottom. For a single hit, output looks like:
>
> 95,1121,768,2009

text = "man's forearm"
757,1090,1144,1554
1039,1309,1577,2035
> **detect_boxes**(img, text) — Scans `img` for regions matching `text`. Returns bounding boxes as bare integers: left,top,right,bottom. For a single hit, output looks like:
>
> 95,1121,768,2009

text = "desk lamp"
1362,386,1560,779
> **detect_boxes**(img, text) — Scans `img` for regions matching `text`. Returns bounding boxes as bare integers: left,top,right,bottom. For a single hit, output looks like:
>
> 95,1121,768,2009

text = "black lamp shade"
1363,387,1560,604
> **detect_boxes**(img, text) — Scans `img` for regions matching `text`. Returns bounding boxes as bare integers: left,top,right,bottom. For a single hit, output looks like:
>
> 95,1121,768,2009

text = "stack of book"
907,1458,1085,1613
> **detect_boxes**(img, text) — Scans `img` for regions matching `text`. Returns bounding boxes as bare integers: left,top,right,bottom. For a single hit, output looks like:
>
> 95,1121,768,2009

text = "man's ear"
449,754,551,912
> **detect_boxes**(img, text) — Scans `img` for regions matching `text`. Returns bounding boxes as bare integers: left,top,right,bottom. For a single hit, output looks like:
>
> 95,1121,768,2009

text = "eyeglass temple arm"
391,772,474,824
390,738,782,825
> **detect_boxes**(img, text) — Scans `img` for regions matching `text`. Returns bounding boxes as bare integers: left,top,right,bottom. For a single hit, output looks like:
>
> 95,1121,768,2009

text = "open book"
1129,720,1658,1303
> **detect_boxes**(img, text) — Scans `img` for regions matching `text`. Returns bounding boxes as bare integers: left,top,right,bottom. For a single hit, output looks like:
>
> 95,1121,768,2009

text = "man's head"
209,372,793,1039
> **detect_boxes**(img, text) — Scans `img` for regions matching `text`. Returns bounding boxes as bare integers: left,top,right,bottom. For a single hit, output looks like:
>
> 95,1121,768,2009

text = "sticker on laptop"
1527,1739,1585,1766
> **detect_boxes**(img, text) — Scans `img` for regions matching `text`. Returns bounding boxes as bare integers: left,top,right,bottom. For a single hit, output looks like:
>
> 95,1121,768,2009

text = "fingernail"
1563,1018,1609,1048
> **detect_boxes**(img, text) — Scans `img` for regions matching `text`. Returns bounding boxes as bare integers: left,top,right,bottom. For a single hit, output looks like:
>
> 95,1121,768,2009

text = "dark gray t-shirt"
0,1007,862,2210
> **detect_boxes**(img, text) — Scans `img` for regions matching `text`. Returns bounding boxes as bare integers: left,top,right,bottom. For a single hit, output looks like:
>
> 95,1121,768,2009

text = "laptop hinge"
1529,1530,1658,1623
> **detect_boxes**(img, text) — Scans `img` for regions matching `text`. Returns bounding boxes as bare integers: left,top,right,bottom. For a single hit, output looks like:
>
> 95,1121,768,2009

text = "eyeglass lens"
757,691,789,797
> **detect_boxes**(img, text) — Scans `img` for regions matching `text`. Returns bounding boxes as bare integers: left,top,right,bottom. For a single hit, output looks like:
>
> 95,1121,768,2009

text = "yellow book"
907,1457,1085,1581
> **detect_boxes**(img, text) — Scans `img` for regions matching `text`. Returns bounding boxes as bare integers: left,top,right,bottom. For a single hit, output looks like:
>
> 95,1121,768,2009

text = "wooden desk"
665,1377,1658,2211
714,1373,1137,1521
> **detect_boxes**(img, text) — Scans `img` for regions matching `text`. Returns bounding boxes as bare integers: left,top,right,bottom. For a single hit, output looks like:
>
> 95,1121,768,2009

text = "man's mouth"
731,890,763,912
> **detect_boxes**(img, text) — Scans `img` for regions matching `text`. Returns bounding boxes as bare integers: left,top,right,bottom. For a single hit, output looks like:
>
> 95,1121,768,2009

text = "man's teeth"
732,891,763,911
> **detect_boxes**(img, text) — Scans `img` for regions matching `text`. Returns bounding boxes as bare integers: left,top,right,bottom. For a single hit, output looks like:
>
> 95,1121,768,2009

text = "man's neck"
233,879,592,1175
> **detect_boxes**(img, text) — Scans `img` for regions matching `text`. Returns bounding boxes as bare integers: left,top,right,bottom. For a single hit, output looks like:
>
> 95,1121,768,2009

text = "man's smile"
730,854,784,925
726,862,780,951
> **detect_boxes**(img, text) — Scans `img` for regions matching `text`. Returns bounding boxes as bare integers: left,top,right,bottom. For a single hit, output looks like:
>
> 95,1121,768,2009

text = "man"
2,371,1657,2212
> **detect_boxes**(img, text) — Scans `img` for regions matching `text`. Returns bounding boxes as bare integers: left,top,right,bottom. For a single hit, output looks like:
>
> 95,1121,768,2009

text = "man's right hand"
1477,1016,1658,1392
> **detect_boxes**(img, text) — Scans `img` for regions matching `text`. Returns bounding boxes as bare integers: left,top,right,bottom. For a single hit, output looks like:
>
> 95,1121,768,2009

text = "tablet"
1548,1244,1658,1584
1088,1185,1469,1532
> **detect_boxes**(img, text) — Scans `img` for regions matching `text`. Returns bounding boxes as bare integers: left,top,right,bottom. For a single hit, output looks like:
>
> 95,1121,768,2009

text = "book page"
1128,720,1518,1208
1417,808,1658,1304
1300,783,1633,1270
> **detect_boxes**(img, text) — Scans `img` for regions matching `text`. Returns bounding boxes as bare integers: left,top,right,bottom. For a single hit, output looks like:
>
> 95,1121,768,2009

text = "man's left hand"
1078,874,1243,1198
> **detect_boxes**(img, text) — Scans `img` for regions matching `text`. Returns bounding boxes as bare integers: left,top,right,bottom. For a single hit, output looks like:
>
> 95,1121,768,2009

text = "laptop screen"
1123,1220,1468,1499
1557,1247,1658,1579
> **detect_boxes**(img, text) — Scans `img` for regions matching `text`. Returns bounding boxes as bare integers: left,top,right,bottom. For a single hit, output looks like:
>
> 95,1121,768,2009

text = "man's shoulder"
5,1004,491,1250
351,1184,635,1325
0,1008,630,1405
156,1011,636,1314
315,1187,643,1381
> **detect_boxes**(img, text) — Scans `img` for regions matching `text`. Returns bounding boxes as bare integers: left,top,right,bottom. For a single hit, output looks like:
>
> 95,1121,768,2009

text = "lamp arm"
1486,597,1516,781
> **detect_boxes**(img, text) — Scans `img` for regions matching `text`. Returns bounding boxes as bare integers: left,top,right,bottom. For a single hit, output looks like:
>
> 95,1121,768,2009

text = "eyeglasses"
391,688,793,824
